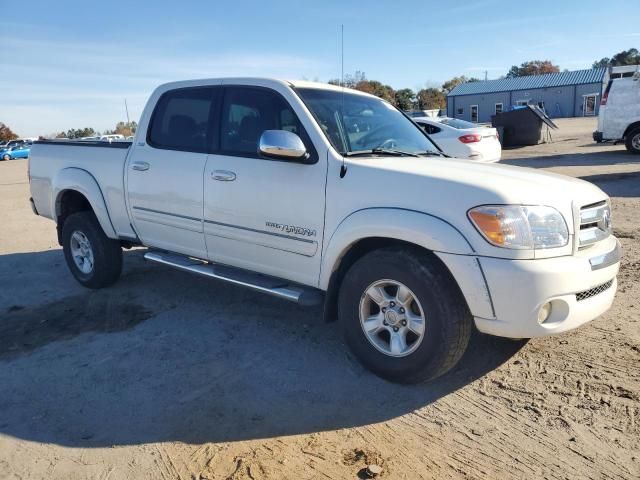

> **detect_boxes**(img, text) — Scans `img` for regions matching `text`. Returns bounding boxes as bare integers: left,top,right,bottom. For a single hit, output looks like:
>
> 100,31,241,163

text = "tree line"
1,49,637,141
328,48,638,111
328,71,482,111
54,121,138,139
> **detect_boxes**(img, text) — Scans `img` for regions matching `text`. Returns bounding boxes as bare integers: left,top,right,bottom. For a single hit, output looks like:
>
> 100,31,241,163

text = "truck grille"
578,201,611,248
576,279,614,301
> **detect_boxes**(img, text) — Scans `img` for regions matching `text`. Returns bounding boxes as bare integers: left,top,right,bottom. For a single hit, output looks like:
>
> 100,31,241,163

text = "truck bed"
29,140,136,239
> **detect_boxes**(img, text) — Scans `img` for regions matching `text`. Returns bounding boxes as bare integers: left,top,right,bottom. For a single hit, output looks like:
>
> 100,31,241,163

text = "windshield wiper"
415,150,445,157
342,148,420,157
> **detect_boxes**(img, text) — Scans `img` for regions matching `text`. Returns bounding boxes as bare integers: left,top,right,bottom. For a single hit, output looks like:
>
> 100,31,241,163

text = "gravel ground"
0,117,638,479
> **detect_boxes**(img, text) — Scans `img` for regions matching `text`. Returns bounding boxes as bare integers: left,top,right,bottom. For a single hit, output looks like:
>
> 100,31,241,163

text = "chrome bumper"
589,240,621,271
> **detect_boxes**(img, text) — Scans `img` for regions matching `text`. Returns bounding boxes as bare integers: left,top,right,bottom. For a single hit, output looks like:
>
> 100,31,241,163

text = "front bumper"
474,237,620,338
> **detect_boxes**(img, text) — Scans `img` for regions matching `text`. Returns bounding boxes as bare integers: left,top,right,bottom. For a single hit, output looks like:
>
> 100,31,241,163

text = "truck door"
126,86,220,258
203,85,326,287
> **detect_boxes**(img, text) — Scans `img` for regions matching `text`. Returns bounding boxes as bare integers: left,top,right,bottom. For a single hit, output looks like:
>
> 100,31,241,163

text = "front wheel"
2,154,9,161
625,127,640,154
61,211,123,289
338,247,472,383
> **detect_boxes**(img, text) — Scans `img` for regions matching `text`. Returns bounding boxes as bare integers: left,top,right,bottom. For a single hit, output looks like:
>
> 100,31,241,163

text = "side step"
144,251,324,306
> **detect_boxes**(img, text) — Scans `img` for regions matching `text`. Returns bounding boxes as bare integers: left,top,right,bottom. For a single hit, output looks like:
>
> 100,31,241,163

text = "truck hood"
351,156,607,208
344,156,609,245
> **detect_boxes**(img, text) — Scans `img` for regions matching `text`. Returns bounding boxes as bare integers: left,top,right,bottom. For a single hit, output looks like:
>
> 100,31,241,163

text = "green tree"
416,88,446,110
104,121,138,137
593,48,640,68
0,122,19,141
592,57,610,68
63,127,97,139
441,76,480,94
506,60,560,78
394,88,416,111
328,70,366,88
354,80,396,105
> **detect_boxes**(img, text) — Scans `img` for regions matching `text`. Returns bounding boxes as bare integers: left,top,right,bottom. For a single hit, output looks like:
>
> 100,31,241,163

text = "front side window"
296,87,439,156
220,87,306,157
148,87,216,152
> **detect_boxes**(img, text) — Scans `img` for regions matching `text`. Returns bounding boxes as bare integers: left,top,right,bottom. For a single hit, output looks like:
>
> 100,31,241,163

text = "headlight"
468,205,569,249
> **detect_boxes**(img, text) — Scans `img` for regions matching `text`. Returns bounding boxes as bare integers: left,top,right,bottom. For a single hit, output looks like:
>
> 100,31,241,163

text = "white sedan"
413,117,501,162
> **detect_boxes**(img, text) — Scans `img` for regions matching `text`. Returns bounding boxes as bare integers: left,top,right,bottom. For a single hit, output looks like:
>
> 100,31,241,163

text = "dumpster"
491,105,558,147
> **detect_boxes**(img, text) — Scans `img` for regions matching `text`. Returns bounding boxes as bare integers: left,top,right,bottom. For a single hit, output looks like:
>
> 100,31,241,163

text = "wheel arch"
52,168,117,243
623,121,640,138
320,208,493,322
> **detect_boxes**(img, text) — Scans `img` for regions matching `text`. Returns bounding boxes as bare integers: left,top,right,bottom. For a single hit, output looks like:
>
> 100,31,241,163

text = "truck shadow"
577,171,640,198
502,148,639,169
502,150,640,198
0,249,526,447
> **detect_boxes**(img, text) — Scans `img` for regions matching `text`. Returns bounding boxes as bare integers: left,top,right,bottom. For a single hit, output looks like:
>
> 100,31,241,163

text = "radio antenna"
339,24,348,178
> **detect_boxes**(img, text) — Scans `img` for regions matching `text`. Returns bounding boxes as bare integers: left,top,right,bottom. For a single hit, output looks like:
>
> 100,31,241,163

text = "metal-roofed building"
446,68,607,123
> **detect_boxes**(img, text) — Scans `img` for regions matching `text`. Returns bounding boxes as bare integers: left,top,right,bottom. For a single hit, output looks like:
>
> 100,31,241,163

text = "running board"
143,251,323,306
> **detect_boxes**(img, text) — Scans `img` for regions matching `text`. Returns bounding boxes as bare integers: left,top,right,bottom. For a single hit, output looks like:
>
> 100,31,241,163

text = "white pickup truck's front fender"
320,208,495,320
52,168,118,239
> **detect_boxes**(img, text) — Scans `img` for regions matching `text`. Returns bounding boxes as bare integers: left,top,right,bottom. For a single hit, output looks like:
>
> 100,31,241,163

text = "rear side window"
148,87,217,153
440,118,476,129
419,123,441,135
220,86,307,157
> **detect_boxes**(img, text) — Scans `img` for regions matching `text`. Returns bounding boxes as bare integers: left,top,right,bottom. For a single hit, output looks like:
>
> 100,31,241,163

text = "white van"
593,68,640,154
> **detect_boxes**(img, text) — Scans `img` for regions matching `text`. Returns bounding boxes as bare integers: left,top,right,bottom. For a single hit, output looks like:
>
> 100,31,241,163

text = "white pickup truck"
29,78,621,383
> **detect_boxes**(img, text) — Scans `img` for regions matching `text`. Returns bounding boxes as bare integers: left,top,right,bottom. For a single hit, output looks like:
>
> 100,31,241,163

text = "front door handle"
212,170,236,182
131,161,150,171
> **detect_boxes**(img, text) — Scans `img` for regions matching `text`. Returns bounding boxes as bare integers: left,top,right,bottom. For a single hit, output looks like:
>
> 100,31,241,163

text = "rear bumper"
468,142,502,163
474,239,620,338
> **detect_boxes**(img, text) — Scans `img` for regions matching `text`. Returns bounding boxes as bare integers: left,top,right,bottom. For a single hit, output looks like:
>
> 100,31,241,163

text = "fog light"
538,302,552,324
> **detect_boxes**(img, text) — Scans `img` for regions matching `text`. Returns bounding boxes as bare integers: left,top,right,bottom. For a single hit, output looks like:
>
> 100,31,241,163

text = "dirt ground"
0,117,638,480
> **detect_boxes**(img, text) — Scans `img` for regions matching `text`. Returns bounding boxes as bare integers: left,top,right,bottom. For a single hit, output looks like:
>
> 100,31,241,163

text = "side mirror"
258,130,308,162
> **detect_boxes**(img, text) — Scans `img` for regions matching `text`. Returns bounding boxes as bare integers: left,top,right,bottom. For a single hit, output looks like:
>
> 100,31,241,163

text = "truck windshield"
295,87,440,156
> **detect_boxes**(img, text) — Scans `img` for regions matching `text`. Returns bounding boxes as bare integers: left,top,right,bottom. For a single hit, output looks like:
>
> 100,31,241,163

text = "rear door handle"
131,161,150,171
212,170,236,182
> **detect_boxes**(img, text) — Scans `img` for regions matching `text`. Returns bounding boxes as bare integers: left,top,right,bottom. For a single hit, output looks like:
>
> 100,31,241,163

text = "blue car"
2,144,31,160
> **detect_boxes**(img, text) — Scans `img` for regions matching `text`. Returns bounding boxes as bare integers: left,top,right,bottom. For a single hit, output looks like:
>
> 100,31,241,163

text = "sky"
1,0,638,137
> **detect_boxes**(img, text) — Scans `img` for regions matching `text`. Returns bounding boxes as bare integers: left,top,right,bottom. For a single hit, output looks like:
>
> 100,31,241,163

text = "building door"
471,105,478,123
584,94,597,116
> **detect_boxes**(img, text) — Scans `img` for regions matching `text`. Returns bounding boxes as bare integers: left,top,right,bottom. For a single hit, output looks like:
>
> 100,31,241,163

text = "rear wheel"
61,211,123,289
338,247,472,383
625,127,640,154
2,154,9,161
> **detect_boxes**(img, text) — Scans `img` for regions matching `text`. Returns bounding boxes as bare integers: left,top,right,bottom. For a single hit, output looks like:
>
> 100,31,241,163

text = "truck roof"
155,77,377,99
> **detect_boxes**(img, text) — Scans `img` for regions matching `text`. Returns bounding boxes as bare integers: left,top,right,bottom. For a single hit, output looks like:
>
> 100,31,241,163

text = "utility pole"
124,99,130,124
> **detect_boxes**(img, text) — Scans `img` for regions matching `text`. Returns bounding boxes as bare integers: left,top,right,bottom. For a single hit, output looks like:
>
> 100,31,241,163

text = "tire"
625,127,640,154
338,247,472,384
61,211,123,289
2,154,9,161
